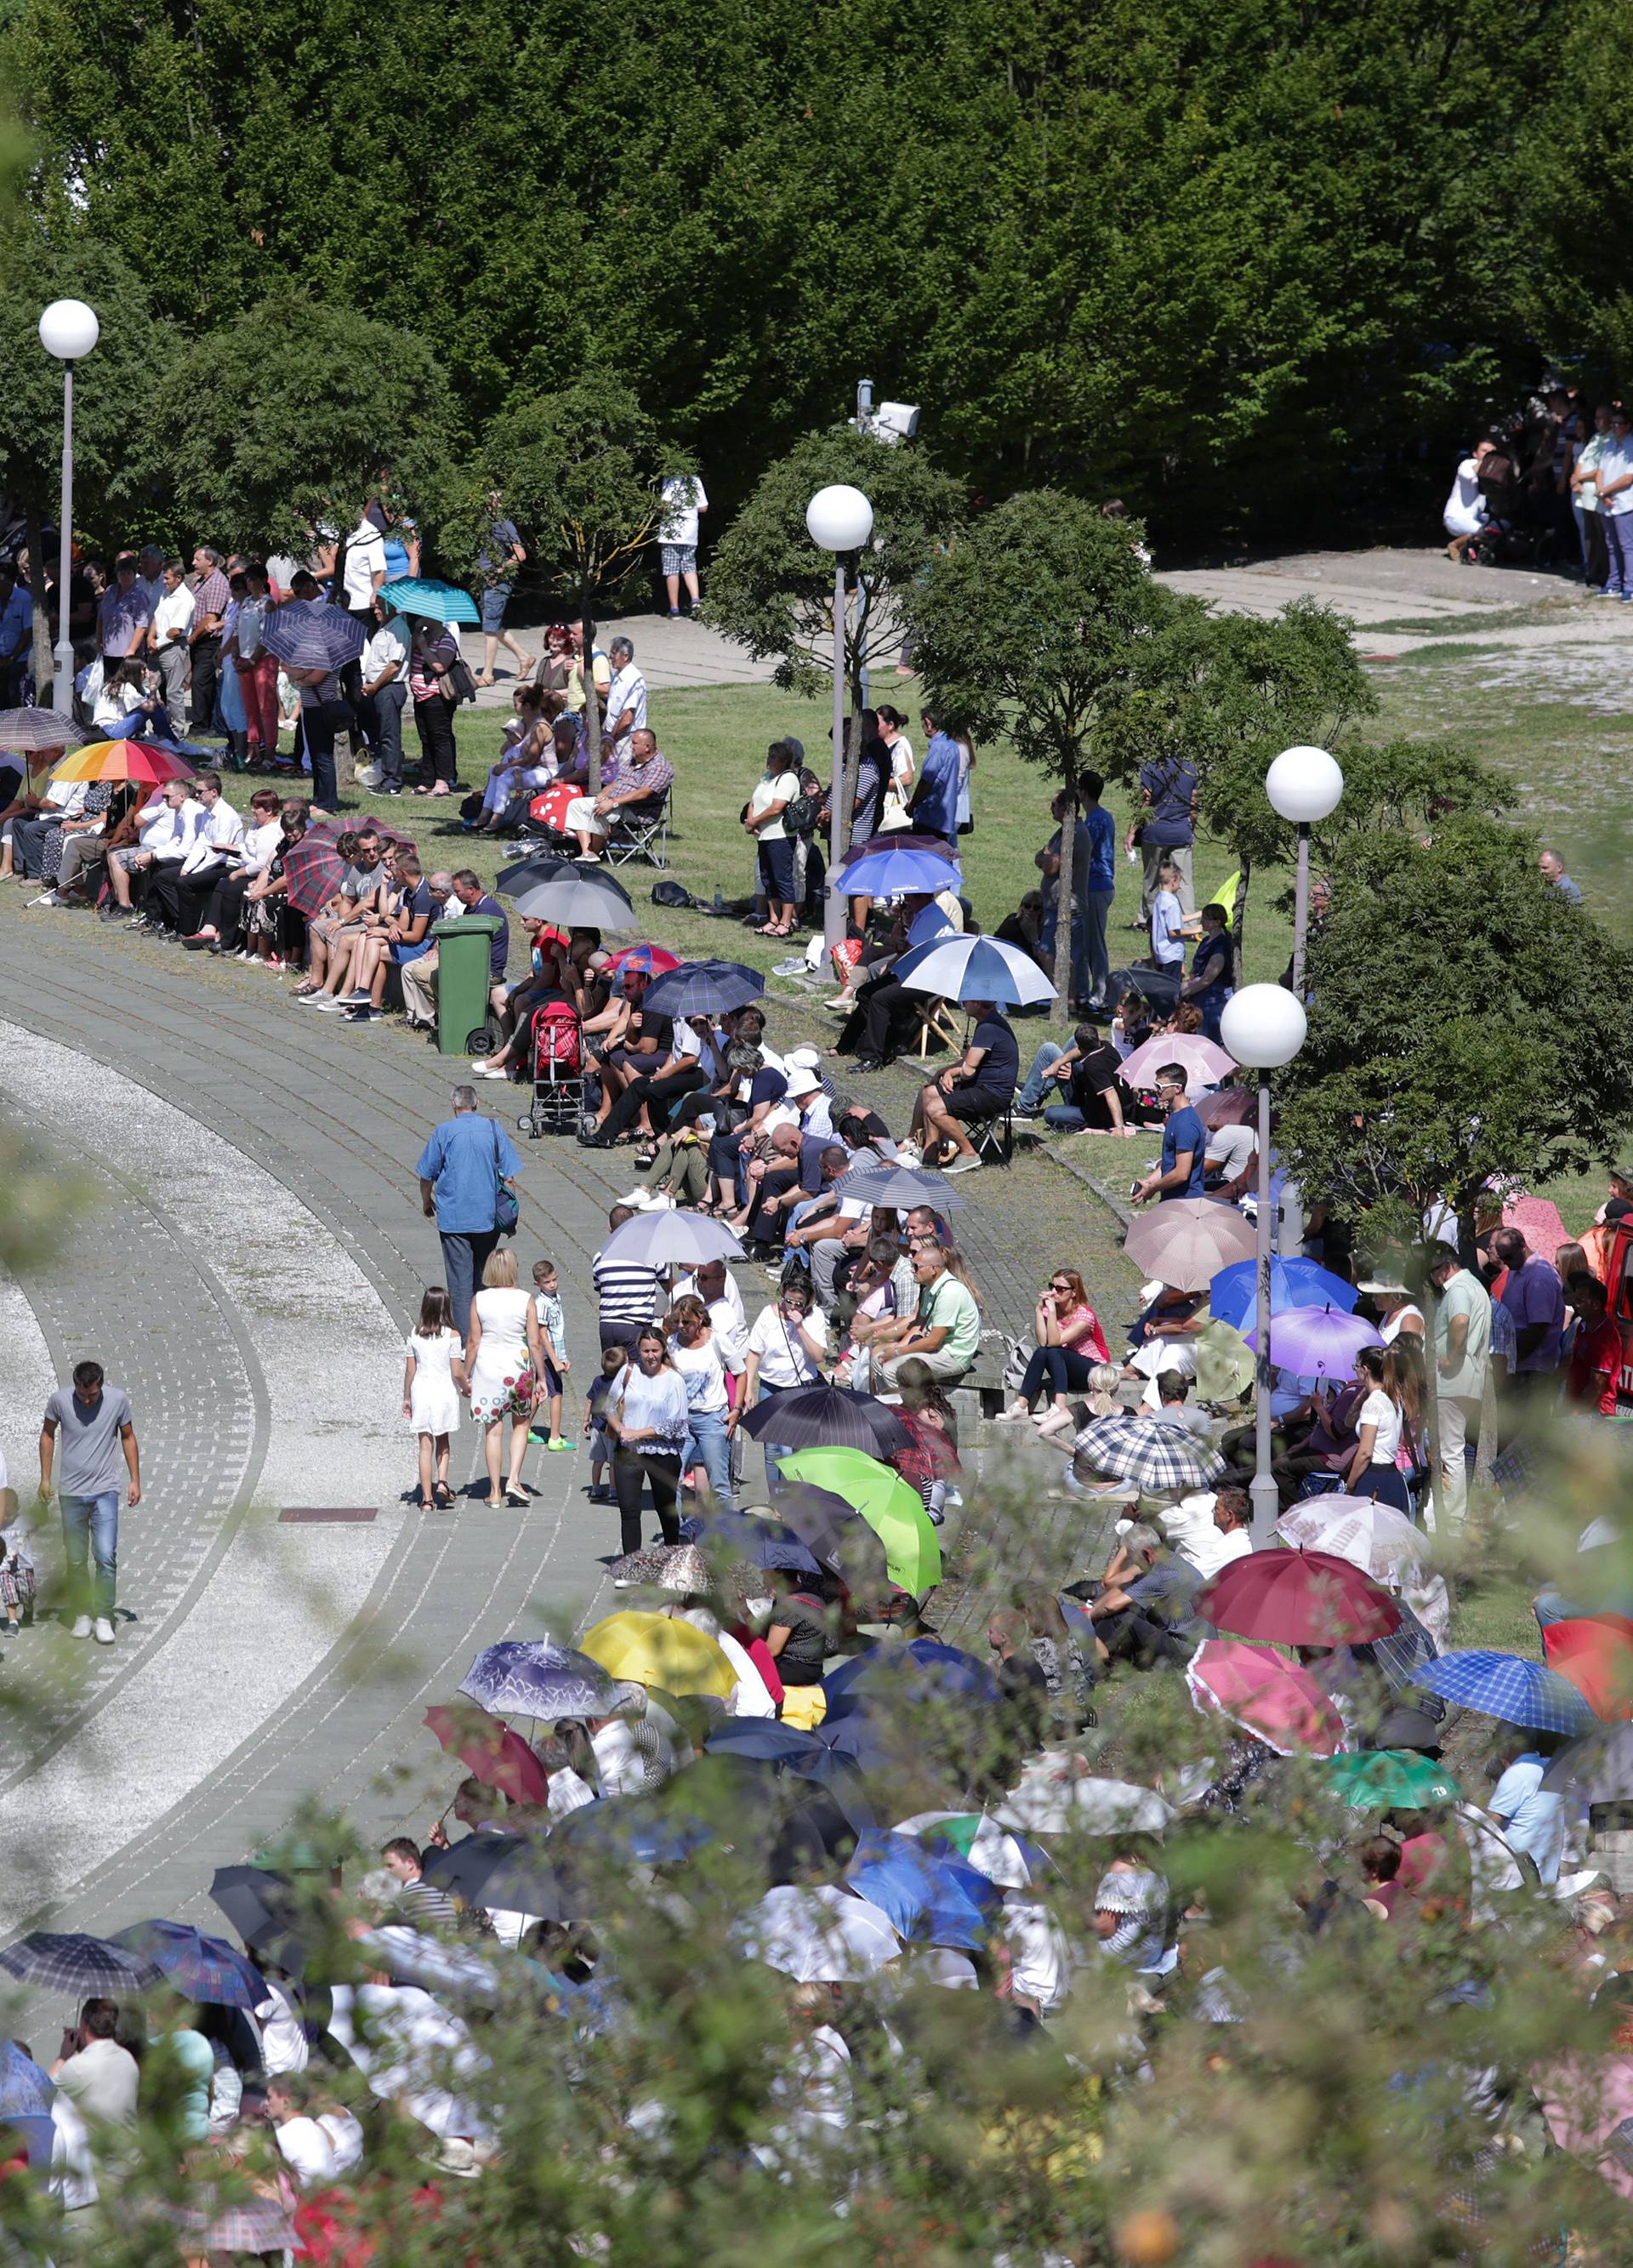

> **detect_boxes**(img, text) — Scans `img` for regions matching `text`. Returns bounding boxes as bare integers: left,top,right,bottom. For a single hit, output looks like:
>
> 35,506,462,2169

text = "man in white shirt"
144,769,244,935
657,472,708,617
108,778,206,920
602,636,647,760
341,511,388,622
1596,404,1633,600
359,601,411,793
1168,1486,1252,1579
265,2074,339,2188
146,560,196,736
1426,1241,1491,1530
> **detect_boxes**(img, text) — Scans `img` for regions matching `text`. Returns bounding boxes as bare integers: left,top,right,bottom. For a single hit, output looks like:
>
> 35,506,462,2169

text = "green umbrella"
1195,1318,1255,1404
777,1446,942,1594
1323,1750,1461,1811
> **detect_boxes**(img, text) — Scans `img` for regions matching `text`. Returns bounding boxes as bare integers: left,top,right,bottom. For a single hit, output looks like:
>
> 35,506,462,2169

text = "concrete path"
458,608,780,715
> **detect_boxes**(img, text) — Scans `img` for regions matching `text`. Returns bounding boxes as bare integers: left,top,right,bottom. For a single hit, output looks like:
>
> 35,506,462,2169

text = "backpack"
651,878,697,909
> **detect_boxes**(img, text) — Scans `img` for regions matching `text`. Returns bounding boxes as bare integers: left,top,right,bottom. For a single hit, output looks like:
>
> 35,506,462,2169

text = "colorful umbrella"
579,1610,738,1699
111,1920,266,2009
1123,1200,1256,1291
259,598,367,669
834,844,961,896
173,2190,299,2257
0,2043,54,2118
743,1884,900,1981
1185,1638,1348,1756
598,1209,743,1268
0,1932,162,1995
423,1702,550,1804
380,576,481,625
604,943,682,977
1242,1304,1382,1376
458,1638,614,1720
1323,1750,1462,1810
0,707,89,752
893,1811,1051,1889
737,1384,912,1460
604,1542,717,1594
892,932,1056,1008
1119,1034,1237,1088
51,737,196,785
1071,1414,1227,1494
830,1161,966,1210
1208,1256,1358,1334
1194,1318,1256,1401
1542,1617,1633,1722
281,832,348,918
641,960,765,1018
1198,1547,1402,1646
1413,1650,1602,1736
776,1446,942,1593
845,1830,1001,1950
1277,1495,1428,1585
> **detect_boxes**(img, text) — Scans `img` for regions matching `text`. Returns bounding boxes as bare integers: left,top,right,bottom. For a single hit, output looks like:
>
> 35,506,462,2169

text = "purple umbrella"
1243,1303,1382,1377
259,599,367,670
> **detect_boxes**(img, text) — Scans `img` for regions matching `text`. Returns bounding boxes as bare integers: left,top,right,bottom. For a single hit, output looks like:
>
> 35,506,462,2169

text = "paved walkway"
458,608,780,715
0,899,1134,1952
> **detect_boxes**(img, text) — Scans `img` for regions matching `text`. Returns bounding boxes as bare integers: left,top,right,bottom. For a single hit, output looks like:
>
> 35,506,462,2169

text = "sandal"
432,1482,453,1508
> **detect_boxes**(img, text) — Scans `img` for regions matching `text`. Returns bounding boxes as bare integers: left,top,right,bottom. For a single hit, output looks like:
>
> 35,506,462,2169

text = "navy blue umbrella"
113,1920,267,2010
640,960,765,1019
259,600,367,670
458,1639,615,1720
704,1718,828,1766
845,1829,1002,1950
687,1507,825,1579
0,2042,54,2118
824,1637,1001,1708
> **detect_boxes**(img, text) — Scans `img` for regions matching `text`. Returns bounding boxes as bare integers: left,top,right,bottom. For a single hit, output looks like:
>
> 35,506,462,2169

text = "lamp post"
805,483,873,954
1219,982,1308,1547
38,299,100,717
1265,744,1343,997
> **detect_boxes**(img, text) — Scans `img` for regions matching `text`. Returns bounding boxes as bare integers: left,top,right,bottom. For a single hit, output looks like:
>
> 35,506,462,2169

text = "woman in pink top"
996,1267,1112,1437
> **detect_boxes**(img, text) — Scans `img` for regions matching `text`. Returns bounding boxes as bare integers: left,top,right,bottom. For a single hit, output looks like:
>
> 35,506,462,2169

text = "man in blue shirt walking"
415,1085,524,1334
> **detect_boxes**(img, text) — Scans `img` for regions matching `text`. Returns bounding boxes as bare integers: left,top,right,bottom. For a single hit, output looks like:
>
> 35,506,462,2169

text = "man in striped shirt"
381,1837,457,1925
188,544,232,738
593,1203,663,1353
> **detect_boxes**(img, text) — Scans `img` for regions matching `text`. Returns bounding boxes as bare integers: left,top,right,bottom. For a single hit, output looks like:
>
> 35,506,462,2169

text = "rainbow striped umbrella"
51,738,197,785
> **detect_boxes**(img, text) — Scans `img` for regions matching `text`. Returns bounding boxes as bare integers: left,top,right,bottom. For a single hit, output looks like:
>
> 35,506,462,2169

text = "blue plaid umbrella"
892,932,1055,1008
834,844,960,896
259,599,367,670
845,1829,1002,1951
1209,1256,1358,1335
1414,1650,1601,1736
380,576,481,625
458,1638,615,1719
112,1919,267,2009
640,960,765,1018
0,2042,54,2118
0,1932,162,1994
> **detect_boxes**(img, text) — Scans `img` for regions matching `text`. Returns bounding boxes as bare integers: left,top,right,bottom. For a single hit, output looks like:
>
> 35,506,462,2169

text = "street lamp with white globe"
38,299,100,716
1266,743,1343,997
805,483,873,951
1220,981,1308,1545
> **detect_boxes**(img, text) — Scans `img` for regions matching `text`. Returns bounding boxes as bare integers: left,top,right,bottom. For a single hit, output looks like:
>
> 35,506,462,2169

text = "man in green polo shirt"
875,1242,982,1388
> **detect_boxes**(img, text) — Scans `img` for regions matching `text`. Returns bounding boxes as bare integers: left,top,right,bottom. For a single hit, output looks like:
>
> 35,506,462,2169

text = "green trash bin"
431,915,506,1057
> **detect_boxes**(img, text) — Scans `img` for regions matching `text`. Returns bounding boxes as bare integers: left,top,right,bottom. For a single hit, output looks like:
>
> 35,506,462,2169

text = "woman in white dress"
402,1285,467,1510
876,705,916,828
462,1250,545,1507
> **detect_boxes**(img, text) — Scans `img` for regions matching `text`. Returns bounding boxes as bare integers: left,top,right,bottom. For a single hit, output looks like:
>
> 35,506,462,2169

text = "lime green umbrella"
777,1445,942,1593
1323,1750,1461,1811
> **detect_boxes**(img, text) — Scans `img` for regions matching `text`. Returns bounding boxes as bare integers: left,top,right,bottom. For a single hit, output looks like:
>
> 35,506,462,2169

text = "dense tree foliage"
0,0,1607,542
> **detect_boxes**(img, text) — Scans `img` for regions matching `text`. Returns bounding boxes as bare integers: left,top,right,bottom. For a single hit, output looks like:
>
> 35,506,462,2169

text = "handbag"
445,656,479,705
492,1120,520,1238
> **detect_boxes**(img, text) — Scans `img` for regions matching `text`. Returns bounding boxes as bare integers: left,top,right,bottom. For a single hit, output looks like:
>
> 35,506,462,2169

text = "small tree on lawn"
906,488,1169,1026
703,426,965,817
468,376,672,789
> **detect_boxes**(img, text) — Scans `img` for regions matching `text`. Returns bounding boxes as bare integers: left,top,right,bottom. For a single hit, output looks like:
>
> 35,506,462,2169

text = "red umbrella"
281,832,347,918
1543,1617,1633,1721
423,1704,549,1804
605,944,681,977
1193,1086,1258,1131
1198,1547,1403,1646
530,782,578,832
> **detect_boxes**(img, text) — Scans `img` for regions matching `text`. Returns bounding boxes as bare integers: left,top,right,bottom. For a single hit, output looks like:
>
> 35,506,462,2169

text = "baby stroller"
519,997,586,1139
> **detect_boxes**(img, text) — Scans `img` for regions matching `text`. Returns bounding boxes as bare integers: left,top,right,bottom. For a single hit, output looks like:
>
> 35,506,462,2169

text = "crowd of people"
1440,379,1633,589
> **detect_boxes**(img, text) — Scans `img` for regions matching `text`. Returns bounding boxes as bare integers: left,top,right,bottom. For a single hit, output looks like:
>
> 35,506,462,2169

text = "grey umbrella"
831,1163,966,1211
502,863,635,929
0,708,90,753
1541,1720,1633,1800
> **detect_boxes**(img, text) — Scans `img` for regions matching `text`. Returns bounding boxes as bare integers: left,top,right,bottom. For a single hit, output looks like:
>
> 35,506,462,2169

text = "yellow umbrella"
578,1610,737,1700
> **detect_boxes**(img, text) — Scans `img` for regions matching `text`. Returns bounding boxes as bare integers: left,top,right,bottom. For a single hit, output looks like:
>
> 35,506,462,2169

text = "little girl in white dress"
402,1286,467,1510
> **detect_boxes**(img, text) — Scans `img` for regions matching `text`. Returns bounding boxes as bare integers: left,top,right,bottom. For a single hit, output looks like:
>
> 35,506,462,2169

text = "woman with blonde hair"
1344,1344,1414,1514
462,1248,545,1507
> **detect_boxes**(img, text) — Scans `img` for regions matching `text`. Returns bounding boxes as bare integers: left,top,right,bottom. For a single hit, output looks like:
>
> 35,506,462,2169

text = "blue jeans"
1039,889,1112,1004
1017,1041,1067,1114
1604,513,1633,595
61,1491,119,1619
685,1409,735,1511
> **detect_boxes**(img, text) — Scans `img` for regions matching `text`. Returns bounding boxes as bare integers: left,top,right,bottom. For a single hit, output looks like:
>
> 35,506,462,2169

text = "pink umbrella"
605,944,682,977
1502,1194,1572,1262
1185,1639,1347,1757
1534,2054,1633,2200
1120,1034,1236,1089
423,1704,549,1804
1124,1198,1257,1291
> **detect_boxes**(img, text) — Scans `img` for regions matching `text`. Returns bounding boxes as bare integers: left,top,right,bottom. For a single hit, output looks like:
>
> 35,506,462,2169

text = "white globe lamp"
1266,744,1343,823
38,299,100,361
1220,983,1307,1070
805,484,873,553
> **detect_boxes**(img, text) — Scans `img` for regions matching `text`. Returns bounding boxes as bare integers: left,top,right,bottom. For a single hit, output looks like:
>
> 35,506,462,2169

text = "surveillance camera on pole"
851,379,920,446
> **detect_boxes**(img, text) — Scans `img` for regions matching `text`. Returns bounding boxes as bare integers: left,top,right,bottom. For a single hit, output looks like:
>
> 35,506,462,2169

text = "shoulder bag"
491,1120,520,1238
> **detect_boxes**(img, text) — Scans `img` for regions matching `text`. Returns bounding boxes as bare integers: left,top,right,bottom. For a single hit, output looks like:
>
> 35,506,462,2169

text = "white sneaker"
70,1615,92,1639
93,1617,116,1645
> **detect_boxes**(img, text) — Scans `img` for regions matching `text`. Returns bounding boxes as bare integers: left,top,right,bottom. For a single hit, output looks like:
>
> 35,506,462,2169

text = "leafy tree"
0,223,174,688
143,290,457,561
469,375,672,789
907,488,1169,1025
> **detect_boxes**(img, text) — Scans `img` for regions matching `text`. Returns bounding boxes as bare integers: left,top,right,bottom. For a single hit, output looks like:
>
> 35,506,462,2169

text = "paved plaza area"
0,897,1130,1946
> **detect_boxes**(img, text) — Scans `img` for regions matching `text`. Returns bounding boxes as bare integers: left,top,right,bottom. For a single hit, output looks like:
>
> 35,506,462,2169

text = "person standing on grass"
38,1359,139,1647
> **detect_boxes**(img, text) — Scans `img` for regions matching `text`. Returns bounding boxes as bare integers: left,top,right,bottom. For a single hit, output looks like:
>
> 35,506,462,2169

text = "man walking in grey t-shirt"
38,1359,141,1645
